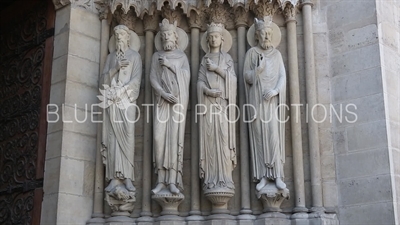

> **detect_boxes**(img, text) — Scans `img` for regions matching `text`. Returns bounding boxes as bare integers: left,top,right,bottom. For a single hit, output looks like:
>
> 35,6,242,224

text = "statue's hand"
263,89,278,101
256,56,267,74
206,89,222,98
206,58,218,72
116,59,129,70
159,55,171,68
161,92,178,104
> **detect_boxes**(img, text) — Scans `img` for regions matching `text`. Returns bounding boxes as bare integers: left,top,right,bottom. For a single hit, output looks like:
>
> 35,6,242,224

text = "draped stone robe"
198,51,237,191
101,48,142,182
150,49,190,191
244,46,286,182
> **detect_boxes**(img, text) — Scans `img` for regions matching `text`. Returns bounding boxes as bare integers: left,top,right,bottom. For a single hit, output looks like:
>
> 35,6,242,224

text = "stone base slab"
105,216,135,225
89,213,339,225
309,213,339,225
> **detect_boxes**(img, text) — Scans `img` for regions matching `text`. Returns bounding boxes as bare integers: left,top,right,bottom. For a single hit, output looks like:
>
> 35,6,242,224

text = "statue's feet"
275,177,286,190
256,178,267,191
152,183,166,195
124,178,136,192
169,184,180,195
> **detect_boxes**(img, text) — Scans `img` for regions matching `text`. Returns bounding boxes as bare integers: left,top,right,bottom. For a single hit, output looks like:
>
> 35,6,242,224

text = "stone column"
302,0,325,213
186,11,204,222
283,4,309,221
137,14,157,224
234,7,256,222
87,6,110,225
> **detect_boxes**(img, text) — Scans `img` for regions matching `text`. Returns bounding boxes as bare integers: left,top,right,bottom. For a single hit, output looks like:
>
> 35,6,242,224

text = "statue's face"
115,29,129,48
256,28,273,50
207,32,223,48
161,30,177,51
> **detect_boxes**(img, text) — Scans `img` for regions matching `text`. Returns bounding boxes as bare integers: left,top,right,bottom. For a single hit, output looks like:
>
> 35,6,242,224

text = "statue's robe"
102,48,142,182
243,46,286,181
198,51,237,191
150,49,190,191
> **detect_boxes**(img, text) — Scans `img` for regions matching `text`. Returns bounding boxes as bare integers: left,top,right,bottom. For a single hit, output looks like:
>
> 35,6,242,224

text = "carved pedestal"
255,183,290,225
204,188,234,214
105,180,136,215
204,188,236,221
152,188,185,222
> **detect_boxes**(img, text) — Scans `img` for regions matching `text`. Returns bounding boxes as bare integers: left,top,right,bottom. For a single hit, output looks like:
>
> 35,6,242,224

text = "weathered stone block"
49,80,66,106
327,0,376,29
332,67,383,103
67,55,100,88
346,121,388,151
42,157,61,195
337,148,389,179
63,105,97,136
70,7,101,40
53,31,70,59
339,202,395,225
338,175,392,206
68,30,101,63
54,4,71,36
331,44,380,76
51,55,68,84
46,130,63,160
62,130,96,161
57,193,93,224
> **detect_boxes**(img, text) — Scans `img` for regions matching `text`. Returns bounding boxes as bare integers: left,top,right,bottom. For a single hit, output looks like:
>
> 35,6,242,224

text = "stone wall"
42,5,101,224
376,0,400,223
321,0,400,223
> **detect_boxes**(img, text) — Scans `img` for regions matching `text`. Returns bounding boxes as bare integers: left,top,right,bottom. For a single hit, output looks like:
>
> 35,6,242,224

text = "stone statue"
150,19,190,196
197,22,237,214
198,22,237,192
99,25,142,214
244,17,287,192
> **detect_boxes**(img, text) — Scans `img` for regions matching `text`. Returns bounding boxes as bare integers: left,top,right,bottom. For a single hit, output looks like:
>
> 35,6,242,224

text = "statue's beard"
260,40,272,50
163,40,176,51
116,41,127,52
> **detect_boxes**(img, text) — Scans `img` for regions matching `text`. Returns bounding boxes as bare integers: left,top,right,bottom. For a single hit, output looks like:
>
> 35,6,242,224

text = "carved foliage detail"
114,8,138,31
250,0,280,18
283,4,296,21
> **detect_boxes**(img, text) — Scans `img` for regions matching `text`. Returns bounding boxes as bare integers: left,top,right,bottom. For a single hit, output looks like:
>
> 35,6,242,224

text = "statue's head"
206,22,224,50
255,16,274,50
114,25,131,51
159,19,178,51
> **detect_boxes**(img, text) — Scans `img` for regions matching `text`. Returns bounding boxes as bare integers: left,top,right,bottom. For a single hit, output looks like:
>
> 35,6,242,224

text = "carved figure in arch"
100,25,142,213
244,16,287,192
150,19,190,195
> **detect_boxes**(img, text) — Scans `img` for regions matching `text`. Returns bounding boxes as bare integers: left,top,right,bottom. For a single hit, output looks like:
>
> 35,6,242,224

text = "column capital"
114,8,139,32
234,7,248,28
143,13,159,33
95,0,109,20
250,0,279,18
188,9,206,29
283,4,297,23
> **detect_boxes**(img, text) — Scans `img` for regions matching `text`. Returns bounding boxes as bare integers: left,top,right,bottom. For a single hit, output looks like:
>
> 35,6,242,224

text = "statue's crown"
255,16,273,31
159,19,177,32
207,22,224,34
